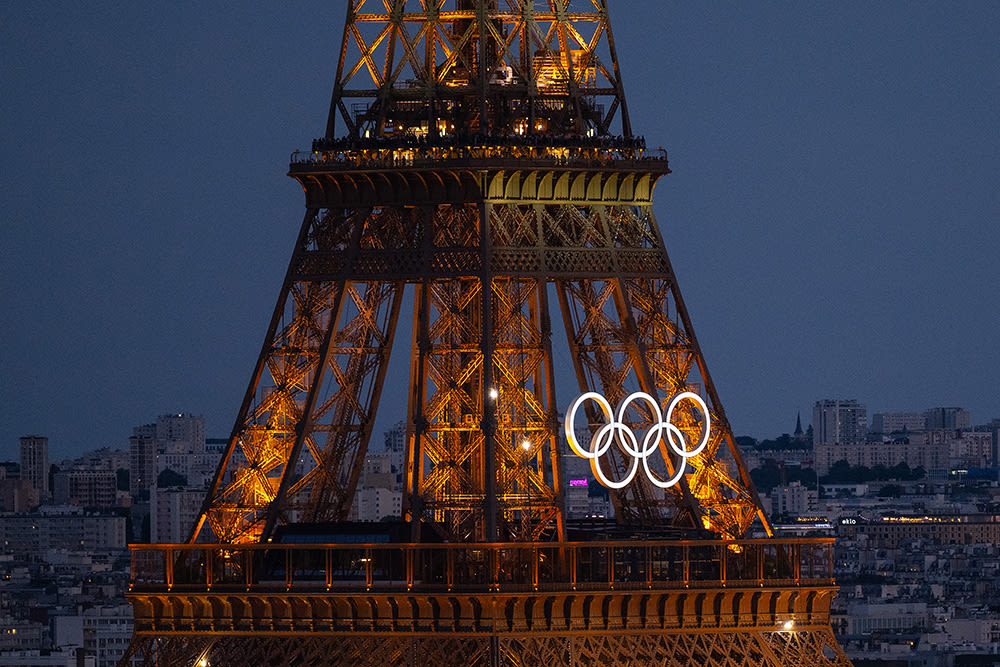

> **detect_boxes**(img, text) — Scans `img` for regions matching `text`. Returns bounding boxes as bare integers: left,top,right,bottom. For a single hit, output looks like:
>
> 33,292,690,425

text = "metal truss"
191,209,404,543
329,0,631,139
124,629,850,667
121,628,851,667
125,2,855,666
407,275,562,542
554,204,767,537
191,189,768,544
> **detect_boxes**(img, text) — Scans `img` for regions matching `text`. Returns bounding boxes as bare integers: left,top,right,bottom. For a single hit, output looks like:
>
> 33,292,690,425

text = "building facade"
154,414,206,453
149,486,204,544
347,486,401,522
383,421,405,475
128,432,156,497
839,514,1000,548
130,415,213,495
19,436,50,499
814,430,961,476
53,469,117,507
0,508,127,555
924,407,971,431
869,412,924,434
83,605,134,667
813,400,867,447
771,481,818,517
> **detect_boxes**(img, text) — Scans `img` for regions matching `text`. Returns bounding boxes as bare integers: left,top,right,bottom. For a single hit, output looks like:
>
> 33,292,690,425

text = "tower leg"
193,208,403,543
404,274,563,542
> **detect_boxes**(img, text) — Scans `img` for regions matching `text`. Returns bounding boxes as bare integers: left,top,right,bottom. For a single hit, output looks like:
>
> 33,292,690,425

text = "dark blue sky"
2,2,998,461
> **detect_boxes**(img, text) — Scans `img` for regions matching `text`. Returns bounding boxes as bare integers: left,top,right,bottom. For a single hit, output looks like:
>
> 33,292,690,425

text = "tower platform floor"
123,539,851,666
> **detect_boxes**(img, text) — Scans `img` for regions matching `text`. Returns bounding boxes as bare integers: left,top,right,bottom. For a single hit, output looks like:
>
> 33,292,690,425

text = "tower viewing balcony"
290,134,667,175
129,538,839,643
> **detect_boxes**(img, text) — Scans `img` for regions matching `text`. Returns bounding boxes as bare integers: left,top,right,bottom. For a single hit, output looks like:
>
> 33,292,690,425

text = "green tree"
750,465,781,493
823,459,853,483
157,468,187,487
889,462,911,480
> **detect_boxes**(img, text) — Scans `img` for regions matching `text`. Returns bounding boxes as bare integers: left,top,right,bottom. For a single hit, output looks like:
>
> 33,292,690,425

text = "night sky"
3,2,999,461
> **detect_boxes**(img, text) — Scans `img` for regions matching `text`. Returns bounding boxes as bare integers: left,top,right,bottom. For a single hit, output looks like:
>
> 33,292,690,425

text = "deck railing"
129,538,834,594
289,153,669,173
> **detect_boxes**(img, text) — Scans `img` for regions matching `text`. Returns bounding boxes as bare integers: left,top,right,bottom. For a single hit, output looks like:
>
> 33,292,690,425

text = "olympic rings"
564,391,711,490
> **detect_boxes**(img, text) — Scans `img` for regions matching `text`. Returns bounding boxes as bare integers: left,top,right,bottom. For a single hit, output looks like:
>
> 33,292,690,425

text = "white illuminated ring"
565,391,711,490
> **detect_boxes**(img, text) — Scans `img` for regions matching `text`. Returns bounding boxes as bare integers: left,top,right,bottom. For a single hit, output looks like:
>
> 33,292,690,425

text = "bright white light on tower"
521,440,531,451
489,388,499,400
564,390,710,490
782,620,794,631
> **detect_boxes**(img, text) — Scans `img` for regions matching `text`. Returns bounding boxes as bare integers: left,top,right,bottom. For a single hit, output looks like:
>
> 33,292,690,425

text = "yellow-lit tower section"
190,0,767,548
122,3,853,666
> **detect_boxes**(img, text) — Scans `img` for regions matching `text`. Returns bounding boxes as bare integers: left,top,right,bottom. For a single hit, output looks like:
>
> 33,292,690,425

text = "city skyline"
3,2,999,460
6,399,993,465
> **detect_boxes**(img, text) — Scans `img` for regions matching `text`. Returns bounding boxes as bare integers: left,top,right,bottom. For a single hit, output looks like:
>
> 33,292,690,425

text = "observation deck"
128,538,838,638
288,134,669,176
287,134,670,217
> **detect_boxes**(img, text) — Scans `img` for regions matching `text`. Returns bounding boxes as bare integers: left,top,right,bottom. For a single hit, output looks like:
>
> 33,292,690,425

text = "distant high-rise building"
813,399,867,447
770,481,817,517
950,431,993,469
0,506,127,554
130,414,211,496
19,435,49,499
150,486,204,543
360,452,396,491
155,413,206,453
53,468,117,507
129,430,157,496
383,420,406,474
924,407,971,431
83,605,134,667
205,438,228,454
870,412,925,434
132,423,157,439
79,447,129,472
0,479,39,512
347,486,402,522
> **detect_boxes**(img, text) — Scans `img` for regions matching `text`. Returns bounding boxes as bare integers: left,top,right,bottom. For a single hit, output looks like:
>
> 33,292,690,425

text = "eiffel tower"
123,2,851,665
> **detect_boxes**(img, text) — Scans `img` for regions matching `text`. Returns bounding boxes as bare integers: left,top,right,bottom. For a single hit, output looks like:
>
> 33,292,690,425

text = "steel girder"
406,275,563,542
556,267,766,537
123,626,851,667
192,208,404,544
328,0,631,139
191,189,768,544
189,0,766,546
126,4,850,667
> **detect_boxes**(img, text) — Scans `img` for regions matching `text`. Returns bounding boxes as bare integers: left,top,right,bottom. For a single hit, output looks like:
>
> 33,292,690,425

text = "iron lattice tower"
190,0,765,547
123,2,851,665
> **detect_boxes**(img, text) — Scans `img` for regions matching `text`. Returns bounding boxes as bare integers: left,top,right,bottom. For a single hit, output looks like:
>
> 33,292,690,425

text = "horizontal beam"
129,538,835,595
128,586,839,639
352,12,607,23
290,158,668,177
292,248,670,281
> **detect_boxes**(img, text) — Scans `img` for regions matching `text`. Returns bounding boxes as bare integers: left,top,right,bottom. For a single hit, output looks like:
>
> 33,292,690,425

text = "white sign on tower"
564,391,710,490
